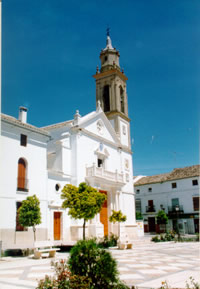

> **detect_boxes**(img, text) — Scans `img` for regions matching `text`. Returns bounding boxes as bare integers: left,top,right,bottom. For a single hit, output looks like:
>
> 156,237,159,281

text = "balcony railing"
168,205,184,214
17,178,29,192
86,164,124,184
146,205,156,213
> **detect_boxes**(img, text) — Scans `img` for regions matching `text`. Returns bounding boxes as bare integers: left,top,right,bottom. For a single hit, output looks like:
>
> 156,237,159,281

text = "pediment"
77,109,120,145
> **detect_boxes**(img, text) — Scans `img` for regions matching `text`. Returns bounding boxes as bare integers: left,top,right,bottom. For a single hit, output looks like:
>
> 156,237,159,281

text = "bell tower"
93,31,131,149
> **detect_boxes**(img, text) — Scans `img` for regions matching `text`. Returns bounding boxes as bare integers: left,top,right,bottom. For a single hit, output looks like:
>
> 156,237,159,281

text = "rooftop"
134,165,200,186
1,113,50,137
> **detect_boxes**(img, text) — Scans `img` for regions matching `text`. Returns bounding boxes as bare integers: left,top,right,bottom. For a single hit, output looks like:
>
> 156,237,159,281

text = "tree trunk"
83,219,86,240
33,225,36,242
118,222,120,241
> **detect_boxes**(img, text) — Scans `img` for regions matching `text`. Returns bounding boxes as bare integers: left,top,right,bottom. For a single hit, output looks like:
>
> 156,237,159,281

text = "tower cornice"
105,110,130,122
93,69,128,81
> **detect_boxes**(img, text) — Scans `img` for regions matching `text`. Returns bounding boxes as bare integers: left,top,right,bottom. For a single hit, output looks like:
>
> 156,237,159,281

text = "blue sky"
2,0,199,176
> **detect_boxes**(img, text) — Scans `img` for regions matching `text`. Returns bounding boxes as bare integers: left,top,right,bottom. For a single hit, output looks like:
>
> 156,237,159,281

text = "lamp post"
175,205,180,240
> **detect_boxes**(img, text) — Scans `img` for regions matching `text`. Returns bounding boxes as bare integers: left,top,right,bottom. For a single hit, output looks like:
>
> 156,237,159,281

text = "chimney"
18,107,28,123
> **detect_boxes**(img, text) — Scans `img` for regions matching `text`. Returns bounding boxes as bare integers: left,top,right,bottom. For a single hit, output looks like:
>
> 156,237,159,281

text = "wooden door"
100,191,108,236
148,217,156,232
54,212,61,240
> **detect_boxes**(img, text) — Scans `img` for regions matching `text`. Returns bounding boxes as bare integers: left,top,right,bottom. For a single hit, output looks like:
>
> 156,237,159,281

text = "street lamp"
175,205,180,240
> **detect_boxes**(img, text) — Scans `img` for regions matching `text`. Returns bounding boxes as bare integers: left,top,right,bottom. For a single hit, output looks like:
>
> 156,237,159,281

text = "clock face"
97,120,104,135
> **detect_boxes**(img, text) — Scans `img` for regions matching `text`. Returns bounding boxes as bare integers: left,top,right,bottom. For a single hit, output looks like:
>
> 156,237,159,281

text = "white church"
0,34,137,249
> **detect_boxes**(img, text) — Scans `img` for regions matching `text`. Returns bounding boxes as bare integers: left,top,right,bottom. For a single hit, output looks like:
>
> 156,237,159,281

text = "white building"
0,108,50,247
0,34,137,249
134,165,200,234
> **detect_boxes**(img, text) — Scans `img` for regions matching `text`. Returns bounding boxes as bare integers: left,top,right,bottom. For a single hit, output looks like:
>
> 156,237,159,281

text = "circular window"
55,184,60,191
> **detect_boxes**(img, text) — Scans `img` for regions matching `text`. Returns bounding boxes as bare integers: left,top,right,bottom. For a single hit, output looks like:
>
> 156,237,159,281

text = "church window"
55,183,60,191
17,158,28,192
97,158,103,168
103,85,110,112
20,134,27,146
104,56,107,62
120,86,125,113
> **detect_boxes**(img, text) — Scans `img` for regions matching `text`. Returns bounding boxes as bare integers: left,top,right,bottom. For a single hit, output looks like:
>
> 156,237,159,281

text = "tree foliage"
18,194,41,241
109,210,126,223
156,210,168,225
68,239,129,289
61,182,106,239
136,212,143,220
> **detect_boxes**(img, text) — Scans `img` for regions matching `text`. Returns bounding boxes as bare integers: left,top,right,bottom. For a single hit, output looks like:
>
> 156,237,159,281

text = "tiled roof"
1,113,50,137
42,120,73,130
134,165,200,186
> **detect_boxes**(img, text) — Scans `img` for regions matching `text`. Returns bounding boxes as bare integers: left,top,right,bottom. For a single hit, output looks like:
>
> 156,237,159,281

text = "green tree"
136,212,143,220
109,210,126,239
156,210,168,232
61,182,106,240
18,194,41,242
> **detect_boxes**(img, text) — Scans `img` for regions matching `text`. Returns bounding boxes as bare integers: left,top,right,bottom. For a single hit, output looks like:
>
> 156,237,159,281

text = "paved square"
0,240,199,289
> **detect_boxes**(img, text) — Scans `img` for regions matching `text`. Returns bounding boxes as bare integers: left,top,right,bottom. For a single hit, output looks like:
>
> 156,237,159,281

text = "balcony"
146,205,156,213
85,164,125,188
168,205,184,215
17,178,29,192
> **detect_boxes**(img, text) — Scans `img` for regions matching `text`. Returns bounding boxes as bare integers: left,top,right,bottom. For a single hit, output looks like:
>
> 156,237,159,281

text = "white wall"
0,122,49,229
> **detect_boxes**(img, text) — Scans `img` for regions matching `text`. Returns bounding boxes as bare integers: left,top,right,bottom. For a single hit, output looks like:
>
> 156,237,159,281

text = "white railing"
86,164,124,183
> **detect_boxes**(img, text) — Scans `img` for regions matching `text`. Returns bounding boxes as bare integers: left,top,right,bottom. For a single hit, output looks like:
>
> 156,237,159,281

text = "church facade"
0,34,137,249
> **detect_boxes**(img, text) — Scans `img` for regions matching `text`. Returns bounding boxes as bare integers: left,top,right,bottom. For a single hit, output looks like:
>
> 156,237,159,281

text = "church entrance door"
99,191,108,236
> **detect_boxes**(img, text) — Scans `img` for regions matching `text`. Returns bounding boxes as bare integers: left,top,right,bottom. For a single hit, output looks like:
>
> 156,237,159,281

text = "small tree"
18,194,41,242
136,212,143,220
156,210,168,232
61,182,106,240
109,210,126,240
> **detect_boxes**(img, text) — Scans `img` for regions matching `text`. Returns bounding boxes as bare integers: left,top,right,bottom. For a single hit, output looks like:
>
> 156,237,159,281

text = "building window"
193,197,200,211
120,86,125,113
192,179,198,186
97,158,103,168
171,182,177,189
136,199,141,213
102,85,110,112
17,158,28,192
148,187,152,192
16,202,26,231
20,134,27,147
55,184,60,191
146,200,155,212
136,189,140,194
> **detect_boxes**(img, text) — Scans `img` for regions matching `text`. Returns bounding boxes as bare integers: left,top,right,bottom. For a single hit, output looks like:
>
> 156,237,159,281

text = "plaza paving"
0,240,199,289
